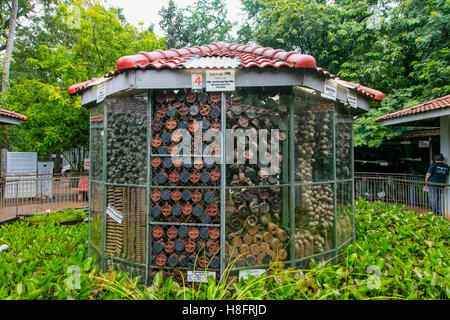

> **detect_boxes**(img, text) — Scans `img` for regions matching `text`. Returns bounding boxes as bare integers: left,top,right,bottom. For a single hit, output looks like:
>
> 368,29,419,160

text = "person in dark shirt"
425,153,449,216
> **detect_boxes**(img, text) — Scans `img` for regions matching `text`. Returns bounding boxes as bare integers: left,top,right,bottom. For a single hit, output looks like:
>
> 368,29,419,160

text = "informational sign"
347,88,358,108
6,152,37,174
191,73,203,92
419,141,430,148
5,152,37,199
37,162,54,198
187,271,216,283
324,79,337,101
106,204,123,224
206,70,235,92
96,82,107,103
238,269,265,281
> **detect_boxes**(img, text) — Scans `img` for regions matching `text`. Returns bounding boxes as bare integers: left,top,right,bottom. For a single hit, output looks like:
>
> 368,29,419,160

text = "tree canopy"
2,0,165,164
238,0,449,147
159,0,235,48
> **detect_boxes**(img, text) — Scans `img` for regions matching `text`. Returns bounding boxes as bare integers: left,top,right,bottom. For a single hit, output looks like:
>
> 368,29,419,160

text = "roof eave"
377,107,450,126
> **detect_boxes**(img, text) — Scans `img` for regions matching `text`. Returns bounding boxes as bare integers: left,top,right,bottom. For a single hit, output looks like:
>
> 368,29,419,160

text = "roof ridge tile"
68,42,383,102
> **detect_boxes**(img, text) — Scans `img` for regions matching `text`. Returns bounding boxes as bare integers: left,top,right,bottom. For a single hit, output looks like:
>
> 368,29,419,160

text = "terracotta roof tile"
68,41,383,102
375,95,450,122
0,108,28,121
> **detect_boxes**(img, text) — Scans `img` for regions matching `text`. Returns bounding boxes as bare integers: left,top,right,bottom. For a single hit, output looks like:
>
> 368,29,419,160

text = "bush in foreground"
0,200,448,300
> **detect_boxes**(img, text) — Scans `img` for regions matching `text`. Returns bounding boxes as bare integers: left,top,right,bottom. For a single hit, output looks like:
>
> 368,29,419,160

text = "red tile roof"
375,94,450,122
0,108,28,121
68,41,384,101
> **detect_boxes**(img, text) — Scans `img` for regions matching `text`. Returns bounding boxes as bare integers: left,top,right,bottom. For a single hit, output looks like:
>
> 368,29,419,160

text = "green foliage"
158,0,191,49
3,0,165,158
239,0,450,147
0,0,42,51
0,220,91,299
159,0,235,48
1,201,448,299
26,209,88,224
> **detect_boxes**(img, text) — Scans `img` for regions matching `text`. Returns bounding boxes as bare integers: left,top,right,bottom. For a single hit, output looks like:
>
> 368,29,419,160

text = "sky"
102,0,246,36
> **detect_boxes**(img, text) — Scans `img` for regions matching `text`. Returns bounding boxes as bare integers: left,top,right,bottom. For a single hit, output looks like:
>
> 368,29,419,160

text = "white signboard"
96,82,107,103
106,204,123,224
419,141,430,148
324,79,337,101
347,88,358,108
206,70,235,92
239,269,266,281
5,152,37,199
6,152,37,174
187,271,216,283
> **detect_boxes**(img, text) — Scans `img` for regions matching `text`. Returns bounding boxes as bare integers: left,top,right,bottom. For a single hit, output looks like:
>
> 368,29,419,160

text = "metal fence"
355,173,450,219
2,172,447,223
0,175,89,223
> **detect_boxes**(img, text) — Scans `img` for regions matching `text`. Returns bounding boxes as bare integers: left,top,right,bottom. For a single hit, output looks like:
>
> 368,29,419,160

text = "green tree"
239,0,449,147
158,0,190,49
5,0,165,170
159,0,235,48
0,0,42,51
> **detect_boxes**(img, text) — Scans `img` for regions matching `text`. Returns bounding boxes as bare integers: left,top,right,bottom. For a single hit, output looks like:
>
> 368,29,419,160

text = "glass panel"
89,181,103,254
336,115,353,181
149,89,223,275
294,183,335,259
150,89,222,188
105,186,147,264
336,181,353,246
89,104,104,261
149,223,221,271
150,187,220,225
106,94,148,185
226,88,289,187
90,104,104,182
225,187,289,268
292,88,335,183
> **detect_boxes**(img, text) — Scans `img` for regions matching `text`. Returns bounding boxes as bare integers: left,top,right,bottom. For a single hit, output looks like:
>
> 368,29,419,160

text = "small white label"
96,82,106,103
347,88,358,108
324,79,337,101
191,73,203,91
239,269,266,281
106,204,122,224
206,70,235,92
187,271,216,283
419,140,430,148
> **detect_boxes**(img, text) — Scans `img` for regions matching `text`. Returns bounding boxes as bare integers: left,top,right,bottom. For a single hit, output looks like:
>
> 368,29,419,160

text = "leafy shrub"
26,209,88,224
0,201,448,300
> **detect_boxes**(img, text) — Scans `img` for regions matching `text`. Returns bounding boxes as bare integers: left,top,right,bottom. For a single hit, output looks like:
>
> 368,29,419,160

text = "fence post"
15,180,18,219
